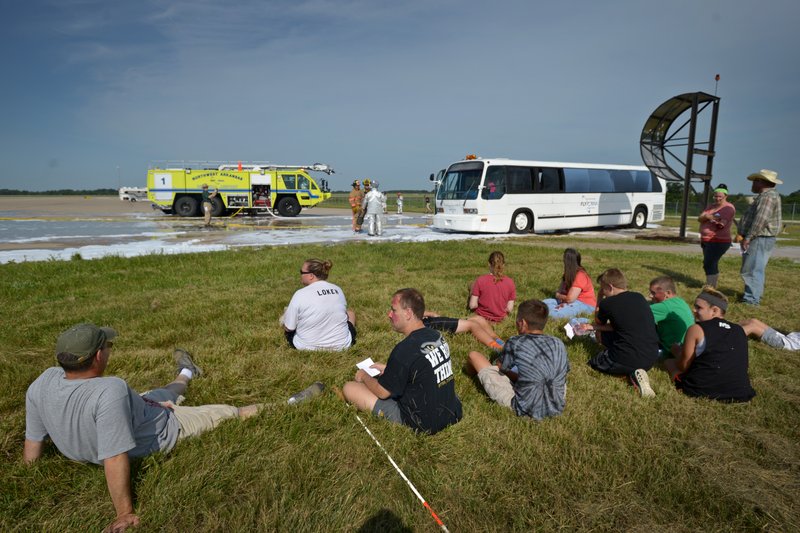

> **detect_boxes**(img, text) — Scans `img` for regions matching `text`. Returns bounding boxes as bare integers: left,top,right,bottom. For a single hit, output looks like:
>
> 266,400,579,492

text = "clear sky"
1,0,798,194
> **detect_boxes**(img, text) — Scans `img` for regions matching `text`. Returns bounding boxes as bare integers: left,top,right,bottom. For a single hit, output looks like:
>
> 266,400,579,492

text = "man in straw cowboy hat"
737,169,783,305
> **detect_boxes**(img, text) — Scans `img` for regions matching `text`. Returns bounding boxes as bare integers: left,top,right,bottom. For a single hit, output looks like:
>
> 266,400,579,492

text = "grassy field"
659,215,800,247
324,192,431,212
1,240,798,531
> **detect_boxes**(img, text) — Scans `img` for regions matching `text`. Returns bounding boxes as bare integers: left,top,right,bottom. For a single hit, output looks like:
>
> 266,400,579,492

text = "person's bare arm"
355,367,392,400
505,300,515,314
561,286,581,304
102,452,140,533
468,295,479,311
23,439,44,464
675,324,702,373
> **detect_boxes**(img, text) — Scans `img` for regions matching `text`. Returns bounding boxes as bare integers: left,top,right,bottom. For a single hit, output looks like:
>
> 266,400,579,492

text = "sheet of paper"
564,322,575,340
356,357,380,377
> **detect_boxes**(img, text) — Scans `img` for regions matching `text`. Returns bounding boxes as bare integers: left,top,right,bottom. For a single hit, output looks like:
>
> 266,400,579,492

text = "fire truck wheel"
174,196,199,217
276,197,301,217
210,196,225,217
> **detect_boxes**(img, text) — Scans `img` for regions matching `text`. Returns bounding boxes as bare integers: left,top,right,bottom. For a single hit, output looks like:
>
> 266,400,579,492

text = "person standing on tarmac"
201,184,218,227
348,180,364,232
362,179,387,236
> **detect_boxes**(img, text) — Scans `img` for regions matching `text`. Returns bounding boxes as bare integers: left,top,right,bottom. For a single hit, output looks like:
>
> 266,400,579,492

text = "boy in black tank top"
666,288,756,402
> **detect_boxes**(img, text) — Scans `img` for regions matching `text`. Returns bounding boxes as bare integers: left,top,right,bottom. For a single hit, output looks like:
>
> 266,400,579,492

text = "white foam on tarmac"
0,217,515,264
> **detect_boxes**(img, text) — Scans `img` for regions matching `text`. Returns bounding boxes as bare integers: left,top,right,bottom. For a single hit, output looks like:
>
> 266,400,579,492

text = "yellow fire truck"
147,161,334,217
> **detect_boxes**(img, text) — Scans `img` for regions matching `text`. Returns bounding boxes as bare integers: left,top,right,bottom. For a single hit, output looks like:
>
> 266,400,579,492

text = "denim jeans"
543,298,595,318
740,236,776,305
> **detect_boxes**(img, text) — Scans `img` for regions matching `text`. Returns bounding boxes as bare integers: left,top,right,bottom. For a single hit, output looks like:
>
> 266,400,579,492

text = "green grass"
323,192,430,212
660,215,800,247
2,241,799,531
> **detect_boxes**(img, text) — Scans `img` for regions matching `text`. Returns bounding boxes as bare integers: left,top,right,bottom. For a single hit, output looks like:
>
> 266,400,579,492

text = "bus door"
532,167,565,230
480,166,507,224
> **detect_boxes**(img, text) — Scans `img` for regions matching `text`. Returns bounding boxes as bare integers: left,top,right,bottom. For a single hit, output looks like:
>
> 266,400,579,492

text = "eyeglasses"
300,270,312,275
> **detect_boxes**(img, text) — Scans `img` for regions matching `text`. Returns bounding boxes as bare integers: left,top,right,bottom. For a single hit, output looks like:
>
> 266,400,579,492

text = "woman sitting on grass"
281,258,356,351
469,251,516,328
542,248,597,319
666,287,756,403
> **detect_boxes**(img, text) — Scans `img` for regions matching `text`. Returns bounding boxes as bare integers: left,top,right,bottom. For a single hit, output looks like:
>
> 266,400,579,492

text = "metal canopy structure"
640,91,720,237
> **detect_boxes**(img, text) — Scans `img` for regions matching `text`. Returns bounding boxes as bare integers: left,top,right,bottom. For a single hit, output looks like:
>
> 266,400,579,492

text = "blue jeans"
740,236,776,305
543,298,595,318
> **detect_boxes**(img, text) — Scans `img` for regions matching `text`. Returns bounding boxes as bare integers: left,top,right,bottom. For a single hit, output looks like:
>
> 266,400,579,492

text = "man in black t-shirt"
342,288,463,434
581,268,659,397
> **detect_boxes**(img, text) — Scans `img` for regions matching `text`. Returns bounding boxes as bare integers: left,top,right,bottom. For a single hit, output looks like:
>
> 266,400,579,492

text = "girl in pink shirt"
543,248,597,318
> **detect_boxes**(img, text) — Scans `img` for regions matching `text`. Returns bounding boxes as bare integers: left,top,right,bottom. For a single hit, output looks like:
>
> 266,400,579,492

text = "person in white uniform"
282,258,357,351
362,180,387,236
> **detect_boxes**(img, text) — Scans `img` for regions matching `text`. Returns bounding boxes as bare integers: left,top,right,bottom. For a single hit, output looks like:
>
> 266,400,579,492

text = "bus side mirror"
429,173,435,181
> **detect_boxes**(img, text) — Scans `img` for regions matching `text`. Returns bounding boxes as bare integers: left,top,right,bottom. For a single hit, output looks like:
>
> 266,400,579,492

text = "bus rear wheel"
276,197,301,217
174,196,199,217
510,211,532,234
631,206,647,229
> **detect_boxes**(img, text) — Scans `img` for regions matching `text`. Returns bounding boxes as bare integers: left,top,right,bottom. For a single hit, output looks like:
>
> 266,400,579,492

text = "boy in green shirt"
648,276,694,356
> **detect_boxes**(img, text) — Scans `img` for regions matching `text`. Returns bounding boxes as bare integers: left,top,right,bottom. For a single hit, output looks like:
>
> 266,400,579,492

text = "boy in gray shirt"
466,299,569,420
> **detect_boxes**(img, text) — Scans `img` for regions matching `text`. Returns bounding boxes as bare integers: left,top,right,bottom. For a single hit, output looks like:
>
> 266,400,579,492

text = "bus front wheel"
510,211,532,234
631,206,647,229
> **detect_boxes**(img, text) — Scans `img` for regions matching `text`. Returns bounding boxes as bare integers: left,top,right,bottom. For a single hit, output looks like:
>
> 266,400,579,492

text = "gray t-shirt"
25,367,179,464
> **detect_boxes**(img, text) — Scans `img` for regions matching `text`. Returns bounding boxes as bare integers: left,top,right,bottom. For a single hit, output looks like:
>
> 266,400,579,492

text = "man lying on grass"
23,324,262,533
465,299,569,420
343,288,463,434
666,288,756,402
740,317,800,351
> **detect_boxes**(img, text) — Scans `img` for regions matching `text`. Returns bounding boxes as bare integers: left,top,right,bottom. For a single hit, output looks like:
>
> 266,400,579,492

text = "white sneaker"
629,369,655,398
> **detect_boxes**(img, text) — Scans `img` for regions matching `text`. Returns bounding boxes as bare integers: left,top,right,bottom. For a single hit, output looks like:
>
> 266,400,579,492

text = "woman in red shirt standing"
698,184,735,288
543,248,597,318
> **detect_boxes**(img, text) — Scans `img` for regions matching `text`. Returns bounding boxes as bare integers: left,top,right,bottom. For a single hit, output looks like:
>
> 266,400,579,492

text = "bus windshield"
437,162,484,200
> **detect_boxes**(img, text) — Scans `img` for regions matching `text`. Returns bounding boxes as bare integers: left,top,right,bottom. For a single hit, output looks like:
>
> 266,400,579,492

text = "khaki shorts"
142,388,240,440
477,366,515,409
171,404,240,440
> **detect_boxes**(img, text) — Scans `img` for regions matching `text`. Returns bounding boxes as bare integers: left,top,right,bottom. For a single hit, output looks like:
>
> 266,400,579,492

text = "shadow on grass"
642,264,705,290
357,508,412,533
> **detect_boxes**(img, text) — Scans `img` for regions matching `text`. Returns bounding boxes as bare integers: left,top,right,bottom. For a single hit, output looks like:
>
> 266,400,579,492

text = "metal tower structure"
640,92,721,238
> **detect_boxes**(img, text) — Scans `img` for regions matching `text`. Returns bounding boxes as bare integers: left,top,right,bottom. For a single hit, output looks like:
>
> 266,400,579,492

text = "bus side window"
507,166,535,194
481,166,506,199
563,168,589,192
589,169,614,192
609,170,633,192
538,168,563,192
634,170,654,192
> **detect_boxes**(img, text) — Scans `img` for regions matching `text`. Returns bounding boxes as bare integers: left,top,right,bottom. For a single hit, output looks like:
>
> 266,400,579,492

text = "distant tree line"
666,183,800,204
0,189,118,196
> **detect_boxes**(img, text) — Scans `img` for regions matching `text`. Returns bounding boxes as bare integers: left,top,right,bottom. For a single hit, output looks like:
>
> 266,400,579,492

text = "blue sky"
1,0,798,194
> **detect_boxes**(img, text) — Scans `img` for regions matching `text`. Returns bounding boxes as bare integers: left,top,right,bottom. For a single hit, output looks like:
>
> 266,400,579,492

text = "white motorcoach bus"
431,157,666,234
